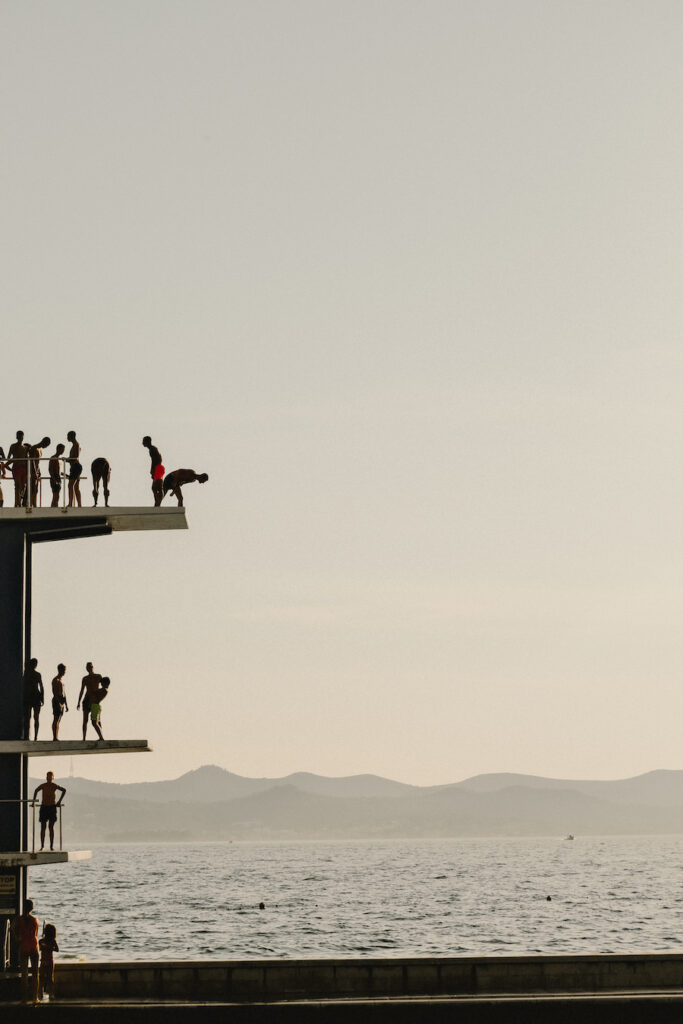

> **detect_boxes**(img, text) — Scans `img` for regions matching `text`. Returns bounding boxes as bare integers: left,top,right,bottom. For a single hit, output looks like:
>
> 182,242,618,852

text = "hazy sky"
3,1,683,785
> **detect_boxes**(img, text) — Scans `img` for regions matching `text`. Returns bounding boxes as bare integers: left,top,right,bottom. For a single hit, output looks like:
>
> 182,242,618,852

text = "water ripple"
28,835,683,961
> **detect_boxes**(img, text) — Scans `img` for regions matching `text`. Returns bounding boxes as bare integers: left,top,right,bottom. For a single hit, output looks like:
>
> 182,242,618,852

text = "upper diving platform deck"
0,740,151,757
0,505,186,540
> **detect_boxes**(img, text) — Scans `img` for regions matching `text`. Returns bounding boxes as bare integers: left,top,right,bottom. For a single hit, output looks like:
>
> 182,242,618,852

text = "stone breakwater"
19,952,683,1000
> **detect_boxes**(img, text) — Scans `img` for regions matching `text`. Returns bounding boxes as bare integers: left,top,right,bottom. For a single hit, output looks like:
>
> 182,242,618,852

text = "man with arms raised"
33,772,66,852
76,662,101,740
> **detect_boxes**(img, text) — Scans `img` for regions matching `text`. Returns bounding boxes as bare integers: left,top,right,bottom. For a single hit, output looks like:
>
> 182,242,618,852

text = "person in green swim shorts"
89,677,110,740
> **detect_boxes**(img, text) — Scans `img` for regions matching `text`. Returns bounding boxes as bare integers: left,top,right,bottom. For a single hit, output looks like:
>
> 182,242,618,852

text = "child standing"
38,922,59,1002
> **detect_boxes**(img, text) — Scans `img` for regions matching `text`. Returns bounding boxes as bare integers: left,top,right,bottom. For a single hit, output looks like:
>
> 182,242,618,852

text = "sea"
29,836,683,962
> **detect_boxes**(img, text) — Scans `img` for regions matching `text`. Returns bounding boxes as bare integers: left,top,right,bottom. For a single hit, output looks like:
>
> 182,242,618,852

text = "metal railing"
0,456,87,512
0,798,65,853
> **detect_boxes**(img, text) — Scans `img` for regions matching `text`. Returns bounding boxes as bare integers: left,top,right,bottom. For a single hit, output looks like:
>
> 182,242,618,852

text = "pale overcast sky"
2,1,683,785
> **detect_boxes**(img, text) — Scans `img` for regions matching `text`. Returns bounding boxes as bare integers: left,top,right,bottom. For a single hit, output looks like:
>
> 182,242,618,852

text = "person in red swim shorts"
142,436,164,506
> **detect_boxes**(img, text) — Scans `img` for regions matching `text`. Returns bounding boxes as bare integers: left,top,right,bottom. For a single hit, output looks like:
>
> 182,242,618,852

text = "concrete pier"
4,954,683,1020
43,953,683,1001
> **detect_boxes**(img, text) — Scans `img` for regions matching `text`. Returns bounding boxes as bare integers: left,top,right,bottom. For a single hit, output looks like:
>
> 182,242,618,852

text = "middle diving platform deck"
0,739,152,756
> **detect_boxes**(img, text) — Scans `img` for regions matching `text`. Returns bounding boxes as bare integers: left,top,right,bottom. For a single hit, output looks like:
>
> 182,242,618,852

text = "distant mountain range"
37,766,683,843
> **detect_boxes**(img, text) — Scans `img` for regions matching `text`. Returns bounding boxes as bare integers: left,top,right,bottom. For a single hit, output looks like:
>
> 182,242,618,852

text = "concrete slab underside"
0,739,151,756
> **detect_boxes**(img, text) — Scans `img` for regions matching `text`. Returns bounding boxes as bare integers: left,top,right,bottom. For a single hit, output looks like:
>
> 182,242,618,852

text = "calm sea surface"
29,837,683,961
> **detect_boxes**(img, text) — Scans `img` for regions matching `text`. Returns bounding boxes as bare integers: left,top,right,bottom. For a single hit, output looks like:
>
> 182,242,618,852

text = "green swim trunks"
90,703,101,723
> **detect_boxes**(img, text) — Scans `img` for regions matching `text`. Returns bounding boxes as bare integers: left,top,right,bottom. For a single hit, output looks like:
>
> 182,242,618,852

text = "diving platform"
0,505,186,538
0,850,91,868
0,740,151,757
0,488,188,952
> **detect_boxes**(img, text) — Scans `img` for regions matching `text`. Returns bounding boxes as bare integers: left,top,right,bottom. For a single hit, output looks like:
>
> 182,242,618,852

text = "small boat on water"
564,834,575,840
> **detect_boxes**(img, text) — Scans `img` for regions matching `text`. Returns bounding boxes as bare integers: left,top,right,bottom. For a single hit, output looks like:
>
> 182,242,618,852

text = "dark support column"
0,526,26,965
22,539,31,901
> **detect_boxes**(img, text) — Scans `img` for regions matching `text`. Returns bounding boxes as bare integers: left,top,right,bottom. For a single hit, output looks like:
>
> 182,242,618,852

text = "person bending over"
162,469,208,507
91,457,111,507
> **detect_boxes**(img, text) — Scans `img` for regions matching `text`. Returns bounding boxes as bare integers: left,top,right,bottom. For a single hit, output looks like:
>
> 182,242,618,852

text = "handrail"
0,456,87,511
31,800,64,853
0,799,65,852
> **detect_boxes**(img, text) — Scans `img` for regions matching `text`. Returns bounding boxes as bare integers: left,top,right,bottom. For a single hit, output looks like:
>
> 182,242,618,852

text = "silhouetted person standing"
27,437,50,506
142,436,164,506
22,658,44,740
91,457,111,507
6,431,29,506
13,899,39,1003
66,430,82,507
76,662,102,740
162,469,209,506
0,446,6,507
48,444,65,507
33,772,66,851
89,677,110,740
51,664,68,740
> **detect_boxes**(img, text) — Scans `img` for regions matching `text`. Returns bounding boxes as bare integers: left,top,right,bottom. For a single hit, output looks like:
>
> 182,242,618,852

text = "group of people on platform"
0,431,88,508
0,431,209,508
23,659,111,743
11,899,59,1004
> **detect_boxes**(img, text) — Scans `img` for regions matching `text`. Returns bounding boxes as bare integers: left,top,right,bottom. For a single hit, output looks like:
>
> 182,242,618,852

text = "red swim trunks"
153,464,165,481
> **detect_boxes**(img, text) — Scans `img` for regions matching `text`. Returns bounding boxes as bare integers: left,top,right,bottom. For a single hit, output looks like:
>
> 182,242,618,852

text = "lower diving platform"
0,739,151,756
0,850,91,867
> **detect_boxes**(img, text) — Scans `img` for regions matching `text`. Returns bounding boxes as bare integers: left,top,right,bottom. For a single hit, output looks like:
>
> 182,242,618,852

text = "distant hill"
452,770,683,807
51,765,419,803
37,765,683,843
